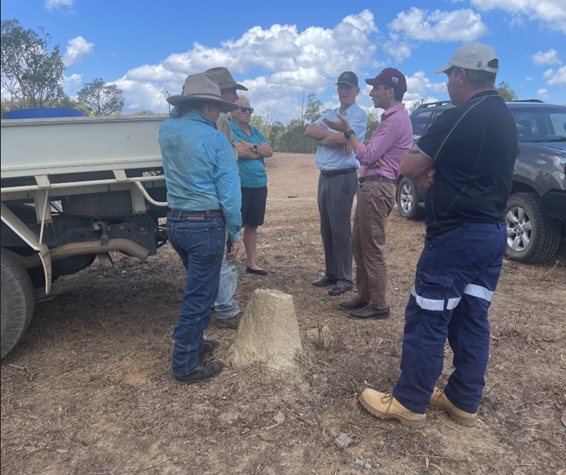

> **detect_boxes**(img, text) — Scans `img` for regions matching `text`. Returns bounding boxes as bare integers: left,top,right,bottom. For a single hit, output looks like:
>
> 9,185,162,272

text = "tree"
266,121,286,152
495,81,518,102
305,93,326,124
365,111,380,141
407,101,422,114
77,78,125,116
51,96,92,115
1,19,66,108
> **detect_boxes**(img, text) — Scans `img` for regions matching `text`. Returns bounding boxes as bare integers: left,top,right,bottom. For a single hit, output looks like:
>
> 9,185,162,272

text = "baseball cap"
335,71,358,87
365,68,407,93
434,42,499,74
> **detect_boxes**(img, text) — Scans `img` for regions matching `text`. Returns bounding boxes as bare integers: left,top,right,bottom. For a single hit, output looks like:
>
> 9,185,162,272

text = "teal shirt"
231,121,268,188
159,109,242,242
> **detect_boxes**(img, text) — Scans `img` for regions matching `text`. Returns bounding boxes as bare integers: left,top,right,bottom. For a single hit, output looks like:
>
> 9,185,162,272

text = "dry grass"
2,153,565,475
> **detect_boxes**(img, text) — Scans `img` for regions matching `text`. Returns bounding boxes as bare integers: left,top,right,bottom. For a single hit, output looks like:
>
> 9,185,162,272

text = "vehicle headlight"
553,156,566,172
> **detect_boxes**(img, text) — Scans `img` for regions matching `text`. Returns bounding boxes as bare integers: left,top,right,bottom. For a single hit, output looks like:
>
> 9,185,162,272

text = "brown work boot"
359,389,426,428
215,313,242,330
429,388,477,426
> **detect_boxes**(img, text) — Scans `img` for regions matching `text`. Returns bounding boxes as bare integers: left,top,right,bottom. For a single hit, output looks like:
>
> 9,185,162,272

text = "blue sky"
2,0,565,121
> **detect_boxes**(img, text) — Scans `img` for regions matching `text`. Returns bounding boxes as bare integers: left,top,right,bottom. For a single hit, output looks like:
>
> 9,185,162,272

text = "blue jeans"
166,214,225,376
214,230,240,320
392,223,507,414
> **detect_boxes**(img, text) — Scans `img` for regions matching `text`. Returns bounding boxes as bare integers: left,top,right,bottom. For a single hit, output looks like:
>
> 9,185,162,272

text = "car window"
510,107,566,141
411,111,433,141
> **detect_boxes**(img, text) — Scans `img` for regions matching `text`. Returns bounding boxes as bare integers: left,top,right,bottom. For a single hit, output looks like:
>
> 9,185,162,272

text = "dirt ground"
2,153,566,475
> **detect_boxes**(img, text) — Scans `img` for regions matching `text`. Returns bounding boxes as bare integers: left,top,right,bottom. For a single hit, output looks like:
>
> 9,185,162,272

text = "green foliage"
133,110,155,115
277,118,317,154
495,81,518,102
77,78,125,116
51,96,92,115
1,19,66,108
266,121,286,152
305,93,326,124
365,111,380,141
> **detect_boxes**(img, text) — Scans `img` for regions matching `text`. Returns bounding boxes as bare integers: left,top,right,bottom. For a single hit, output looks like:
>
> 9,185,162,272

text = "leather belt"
320,168,357,177
359,175,396,184
170,209,223,218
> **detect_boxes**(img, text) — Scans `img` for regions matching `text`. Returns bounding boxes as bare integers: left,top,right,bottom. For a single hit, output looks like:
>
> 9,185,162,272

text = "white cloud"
530,49,562,65
537,88,550,99
402,71,448,111
62,73,82,96
383,36,413,63
543,68,555,78
546,65,566,86
114,11,381,116
526,76,534,80
389,7,488,42
468,0,566,35
406,71,447,97
63,37,94,66
45,0,74,10
111,77,170,112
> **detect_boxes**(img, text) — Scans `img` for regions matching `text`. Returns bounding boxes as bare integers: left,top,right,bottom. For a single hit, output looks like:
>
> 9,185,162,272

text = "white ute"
1,113,169,358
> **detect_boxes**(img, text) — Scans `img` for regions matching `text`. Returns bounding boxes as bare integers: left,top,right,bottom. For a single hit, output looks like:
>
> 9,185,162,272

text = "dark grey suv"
397,100,566,264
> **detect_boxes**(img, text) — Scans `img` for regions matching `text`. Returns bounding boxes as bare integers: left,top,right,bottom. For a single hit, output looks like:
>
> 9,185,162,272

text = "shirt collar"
339,102,358,117
381,103,405,121
186,109,218,128
467,90,500,103
232,120,252,134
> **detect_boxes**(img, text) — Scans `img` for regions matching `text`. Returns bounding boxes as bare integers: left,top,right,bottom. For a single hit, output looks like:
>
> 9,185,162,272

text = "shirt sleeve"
314,110,331,126
355,117,401,166
416,108,458,161
213,137,242,242
349,108,367,142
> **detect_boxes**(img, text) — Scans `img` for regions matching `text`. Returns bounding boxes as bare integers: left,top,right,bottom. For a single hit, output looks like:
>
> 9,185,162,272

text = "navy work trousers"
166,214,225,377
392,223,507,414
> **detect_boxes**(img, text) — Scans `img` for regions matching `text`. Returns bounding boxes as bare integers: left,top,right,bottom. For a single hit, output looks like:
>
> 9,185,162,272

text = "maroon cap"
365,68,407,93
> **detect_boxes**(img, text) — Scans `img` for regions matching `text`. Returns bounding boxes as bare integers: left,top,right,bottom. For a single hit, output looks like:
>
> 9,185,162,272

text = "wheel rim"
506,206,532,252
400,184,414,213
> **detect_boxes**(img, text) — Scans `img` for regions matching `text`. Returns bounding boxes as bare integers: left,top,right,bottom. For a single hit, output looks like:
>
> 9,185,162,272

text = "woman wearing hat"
159,72,242,385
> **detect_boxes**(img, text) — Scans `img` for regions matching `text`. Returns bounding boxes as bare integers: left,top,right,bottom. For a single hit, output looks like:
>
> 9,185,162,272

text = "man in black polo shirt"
358,43,518,428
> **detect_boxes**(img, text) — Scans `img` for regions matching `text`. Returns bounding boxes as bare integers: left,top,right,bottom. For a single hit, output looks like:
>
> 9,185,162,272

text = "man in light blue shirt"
159,72,241,385
305,71,368,297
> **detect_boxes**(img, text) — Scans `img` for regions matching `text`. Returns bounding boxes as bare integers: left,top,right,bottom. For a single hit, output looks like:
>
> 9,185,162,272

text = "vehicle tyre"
397,177,425,220
505,192,561,264
1,248,35,359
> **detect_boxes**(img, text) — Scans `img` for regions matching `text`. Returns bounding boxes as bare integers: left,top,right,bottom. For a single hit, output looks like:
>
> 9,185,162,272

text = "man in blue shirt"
159,73,241,385
305,72,368,296
231,96,274,276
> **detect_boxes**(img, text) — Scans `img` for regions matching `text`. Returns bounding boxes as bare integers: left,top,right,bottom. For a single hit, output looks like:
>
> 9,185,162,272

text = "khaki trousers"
352,181,396,309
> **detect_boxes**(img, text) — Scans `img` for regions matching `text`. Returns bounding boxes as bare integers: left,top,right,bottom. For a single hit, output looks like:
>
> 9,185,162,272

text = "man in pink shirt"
324,68,413,319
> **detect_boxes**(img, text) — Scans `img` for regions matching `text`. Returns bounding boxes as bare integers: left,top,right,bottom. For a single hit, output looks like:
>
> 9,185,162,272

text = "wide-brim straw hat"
205,67,248,91
167,73,239,113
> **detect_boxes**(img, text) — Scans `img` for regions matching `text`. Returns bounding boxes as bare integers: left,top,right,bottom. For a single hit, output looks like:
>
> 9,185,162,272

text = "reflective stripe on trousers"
410,283,494,312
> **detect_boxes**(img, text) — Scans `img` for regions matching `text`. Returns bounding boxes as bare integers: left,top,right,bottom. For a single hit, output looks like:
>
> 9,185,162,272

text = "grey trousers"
317,171,358,286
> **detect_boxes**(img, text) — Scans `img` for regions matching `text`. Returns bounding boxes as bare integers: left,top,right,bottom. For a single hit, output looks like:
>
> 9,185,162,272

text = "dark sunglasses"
239,107,254,114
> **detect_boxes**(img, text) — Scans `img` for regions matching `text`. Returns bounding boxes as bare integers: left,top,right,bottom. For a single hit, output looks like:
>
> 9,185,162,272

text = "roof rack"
416,101,452,109
509,99,545,103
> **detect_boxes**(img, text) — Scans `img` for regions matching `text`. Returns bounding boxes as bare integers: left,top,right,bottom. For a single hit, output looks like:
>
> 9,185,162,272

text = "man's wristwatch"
344,130,356,140
252,144,258,153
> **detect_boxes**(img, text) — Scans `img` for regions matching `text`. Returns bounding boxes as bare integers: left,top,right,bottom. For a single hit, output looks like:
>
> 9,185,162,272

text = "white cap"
434,42,499,74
